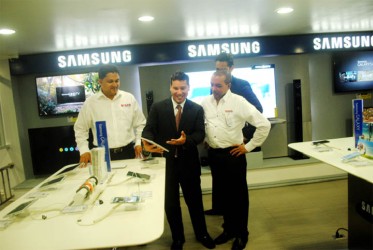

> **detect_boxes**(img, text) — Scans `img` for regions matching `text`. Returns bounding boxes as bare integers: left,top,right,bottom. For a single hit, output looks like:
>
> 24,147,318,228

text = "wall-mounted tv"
186,64,277,118
36,72,99,116
333,51,373,93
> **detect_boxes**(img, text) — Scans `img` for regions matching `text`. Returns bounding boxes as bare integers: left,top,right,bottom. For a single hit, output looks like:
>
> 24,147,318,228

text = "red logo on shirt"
121,104,131,107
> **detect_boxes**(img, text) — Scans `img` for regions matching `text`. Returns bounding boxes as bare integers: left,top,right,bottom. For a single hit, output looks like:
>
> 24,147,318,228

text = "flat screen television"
28,125,80,176
35,72,99,116
333,51,373,93
187,64,277,118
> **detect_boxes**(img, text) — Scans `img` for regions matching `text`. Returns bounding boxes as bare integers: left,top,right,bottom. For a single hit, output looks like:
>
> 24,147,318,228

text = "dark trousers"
165,157,208,241
109,142,135,161
208,148,249,237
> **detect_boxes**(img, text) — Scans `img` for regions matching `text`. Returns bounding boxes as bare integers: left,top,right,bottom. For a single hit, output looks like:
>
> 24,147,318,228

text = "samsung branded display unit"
353,99,373,159
333,51,373,93
35,72,98,116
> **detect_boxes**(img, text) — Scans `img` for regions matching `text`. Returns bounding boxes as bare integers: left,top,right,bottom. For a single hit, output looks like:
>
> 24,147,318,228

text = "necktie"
175,104,182,130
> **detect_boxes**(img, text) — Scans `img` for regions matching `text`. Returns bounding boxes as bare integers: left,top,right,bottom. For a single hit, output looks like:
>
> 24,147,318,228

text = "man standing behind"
205,52,264,216
142,72,215,250
74,64,146,165
201,70,270,250
215,52,263,113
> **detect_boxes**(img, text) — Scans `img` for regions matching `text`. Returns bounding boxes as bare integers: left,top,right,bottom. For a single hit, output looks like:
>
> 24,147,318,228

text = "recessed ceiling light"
138,16,154,22
276,7,294,14
0,28,16,35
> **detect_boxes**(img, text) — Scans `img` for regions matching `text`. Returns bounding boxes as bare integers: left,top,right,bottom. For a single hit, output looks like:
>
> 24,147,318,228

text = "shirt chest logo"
121,103,131,107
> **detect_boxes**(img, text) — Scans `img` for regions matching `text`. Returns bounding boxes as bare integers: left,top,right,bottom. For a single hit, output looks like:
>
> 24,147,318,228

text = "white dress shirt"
74,90,146,155
201,89,271,152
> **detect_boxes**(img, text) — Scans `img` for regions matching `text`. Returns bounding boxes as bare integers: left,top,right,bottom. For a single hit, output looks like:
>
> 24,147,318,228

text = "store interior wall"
309,54,358,139
7,53,359,180
0,59,25,187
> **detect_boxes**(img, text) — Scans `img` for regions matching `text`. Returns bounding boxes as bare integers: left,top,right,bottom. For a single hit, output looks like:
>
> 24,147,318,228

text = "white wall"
308,54,356,139
0,59,25,187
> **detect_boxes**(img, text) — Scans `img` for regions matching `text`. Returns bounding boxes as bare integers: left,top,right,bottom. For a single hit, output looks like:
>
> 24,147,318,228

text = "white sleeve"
241,99,271,152
131,97,146,147
74,103,91,155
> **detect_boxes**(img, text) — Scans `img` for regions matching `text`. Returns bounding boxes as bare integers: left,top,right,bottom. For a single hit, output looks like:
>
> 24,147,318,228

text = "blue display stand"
95,121,111,172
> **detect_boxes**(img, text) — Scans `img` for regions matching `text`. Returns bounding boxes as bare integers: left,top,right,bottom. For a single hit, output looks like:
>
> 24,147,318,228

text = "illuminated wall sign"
57,50,132,68
187,41,260,58
313,35,373,51
8,31,373,75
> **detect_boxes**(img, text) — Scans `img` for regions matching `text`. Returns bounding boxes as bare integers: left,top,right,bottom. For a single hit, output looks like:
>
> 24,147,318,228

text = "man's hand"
134,145,143,158
142,139,165,153
166,131,186,145
79,152,91,167
230,144,248,157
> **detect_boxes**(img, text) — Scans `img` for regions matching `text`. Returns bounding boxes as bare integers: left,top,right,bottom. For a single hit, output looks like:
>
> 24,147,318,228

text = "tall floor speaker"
293,79,303,142
287,79,308,159
146,90,154,115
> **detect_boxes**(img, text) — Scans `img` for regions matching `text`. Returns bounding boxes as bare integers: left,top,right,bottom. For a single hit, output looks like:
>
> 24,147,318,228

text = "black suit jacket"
231,75,263,113
142,98,205,168
231,76,263,144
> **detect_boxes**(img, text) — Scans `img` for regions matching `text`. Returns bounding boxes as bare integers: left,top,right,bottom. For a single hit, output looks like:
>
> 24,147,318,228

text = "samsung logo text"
57,50,132,68
313,35,373,50
188,41,260,58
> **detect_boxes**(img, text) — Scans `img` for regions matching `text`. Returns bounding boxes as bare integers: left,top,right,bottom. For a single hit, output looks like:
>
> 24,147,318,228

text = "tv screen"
28,126,80,176
187,64,277,118
35,72,99,116
333,51,373,93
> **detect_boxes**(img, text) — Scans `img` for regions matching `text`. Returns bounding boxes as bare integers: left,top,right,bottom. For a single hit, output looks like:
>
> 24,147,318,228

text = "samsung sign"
9,31,373,75
313,35,373,50
187,41,260,58
56,41,261,69
57,50,132,68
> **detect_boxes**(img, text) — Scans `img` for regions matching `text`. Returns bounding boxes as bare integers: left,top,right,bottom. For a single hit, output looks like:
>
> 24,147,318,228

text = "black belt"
109,142,134,154
208,146,235,153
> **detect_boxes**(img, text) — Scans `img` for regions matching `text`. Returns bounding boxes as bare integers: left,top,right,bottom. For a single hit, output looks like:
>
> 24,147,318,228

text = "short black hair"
215,52,234,67
213,70,232,84
98,64,119,79
170,71,189,85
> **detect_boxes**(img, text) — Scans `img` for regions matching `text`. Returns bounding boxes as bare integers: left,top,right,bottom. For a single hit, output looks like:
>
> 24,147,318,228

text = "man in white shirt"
74,64,146,165
201,70,270,250
205,52,264,216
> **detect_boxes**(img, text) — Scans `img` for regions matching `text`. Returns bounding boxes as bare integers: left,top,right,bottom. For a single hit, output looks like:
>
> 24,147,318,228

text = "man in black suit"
205,52,264,216
142,72,215,250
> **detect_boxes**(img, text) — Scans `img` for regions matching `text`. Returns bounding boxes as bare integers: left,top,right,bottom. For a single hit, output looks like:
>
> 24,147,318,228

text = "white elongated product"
91,147,107,183
341,152,361,162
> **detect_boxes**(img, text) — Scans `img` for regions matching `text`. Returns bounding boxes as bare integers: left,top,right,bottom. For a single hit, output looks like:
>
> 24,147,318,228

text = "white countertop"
289,137,373,184
0,158,166,250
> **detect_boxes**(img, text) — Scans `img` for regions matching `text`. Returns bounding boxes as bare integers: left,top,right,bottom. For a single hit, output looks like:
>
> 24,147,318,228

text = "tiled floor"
116,179,348,250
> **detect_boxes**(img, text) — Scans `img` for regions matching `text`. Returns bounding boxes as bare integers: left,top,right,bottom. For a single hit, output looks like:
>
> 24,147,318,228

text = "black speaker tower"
287,79,308,159
293,79,303,142
146,90,154,115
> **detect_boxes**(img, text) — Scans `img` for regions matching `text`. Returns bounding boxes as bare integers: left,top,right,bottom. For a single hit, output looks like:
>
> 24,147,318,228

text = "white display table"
0,158,166,250
289,138,373,250
289,137,373,183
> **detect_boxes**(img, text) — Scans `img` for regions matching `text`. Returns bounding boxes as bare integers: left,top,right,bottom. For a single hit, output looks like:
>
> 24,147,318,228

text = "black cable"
335,227,348,238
